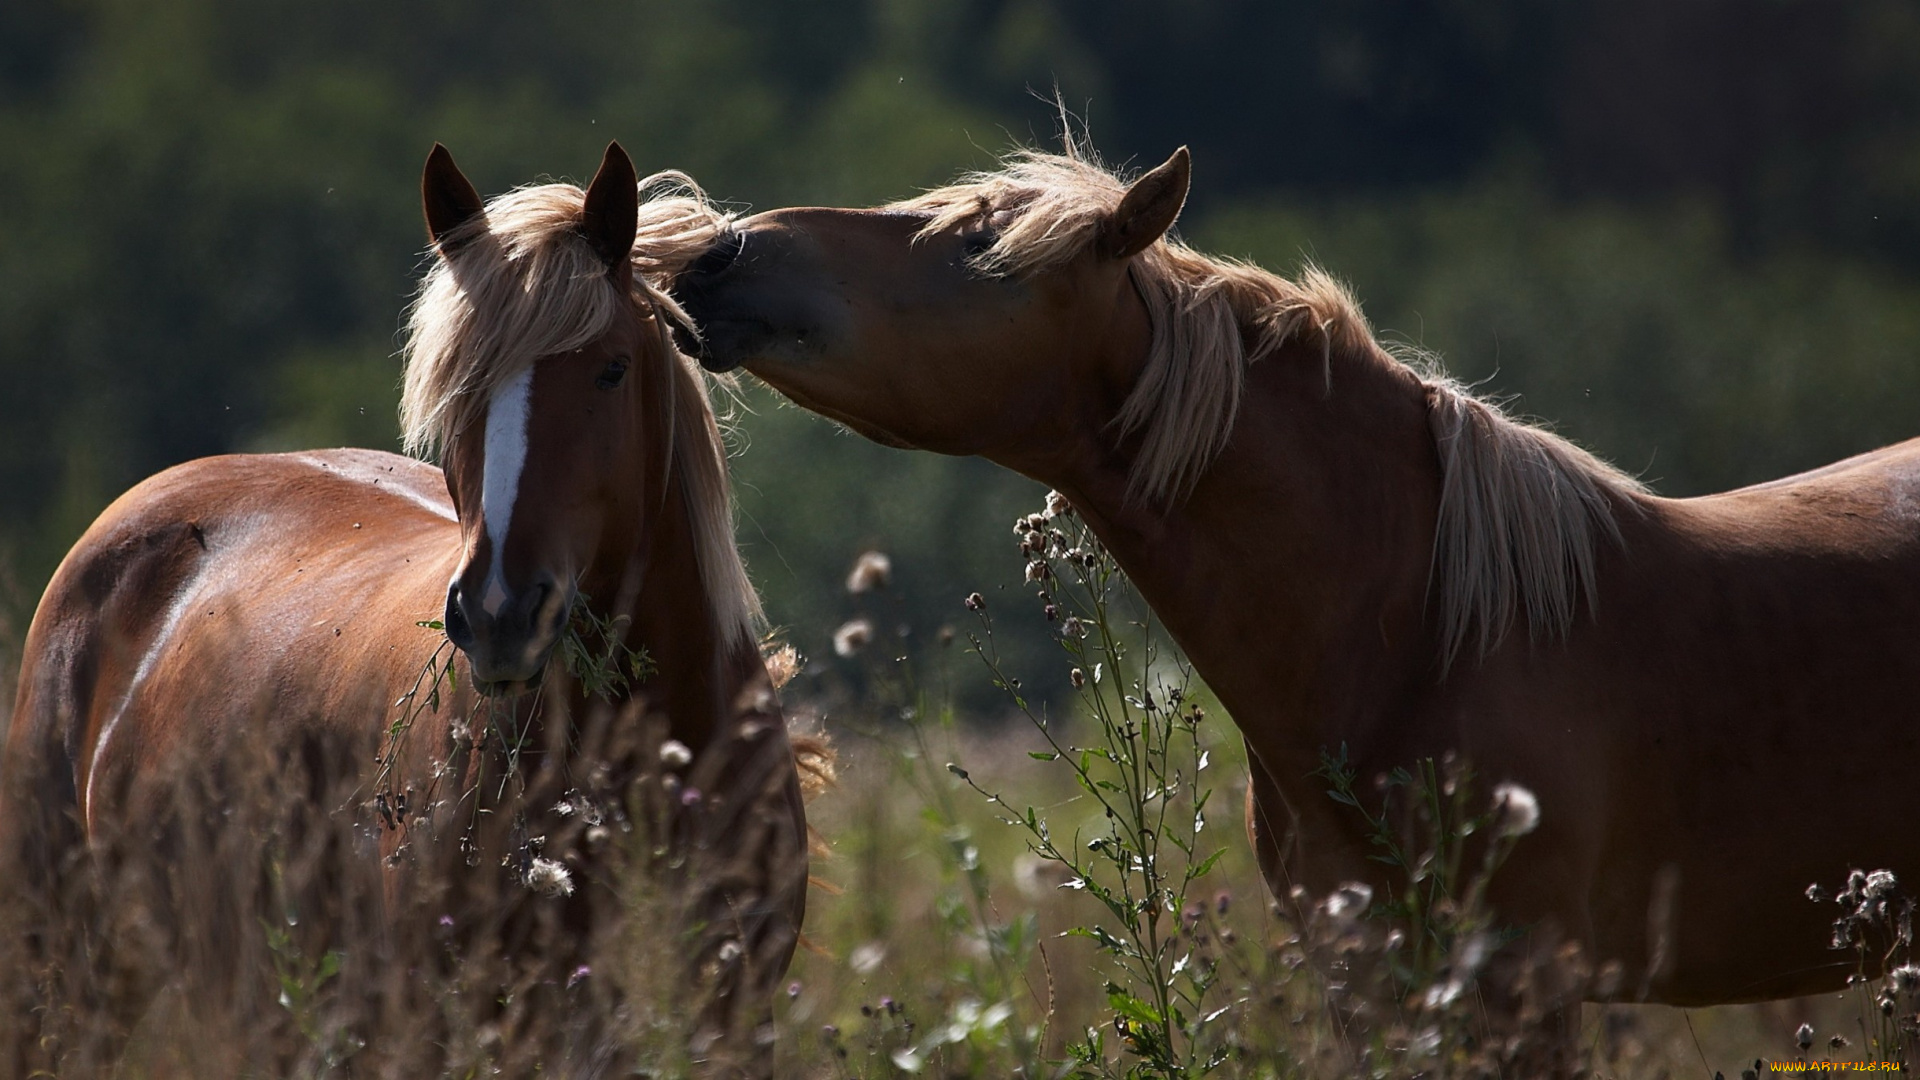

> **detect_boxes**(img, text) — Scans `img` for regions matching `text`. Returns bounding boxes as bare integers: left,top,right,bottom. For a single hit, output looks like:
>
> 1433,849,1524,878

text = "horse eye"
960,227,997,257
596,357,629,390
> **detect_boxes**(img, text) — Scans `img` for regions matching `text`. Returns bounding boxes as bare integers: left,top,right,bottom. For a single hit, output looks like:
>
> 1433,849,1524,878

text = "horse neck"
1041,332,1445,773
599,440,766,757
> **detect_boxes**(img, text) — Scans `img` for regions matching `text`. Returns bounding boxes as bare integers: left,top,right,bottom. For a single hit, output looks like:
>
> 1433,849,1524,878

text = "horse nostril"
444,583,474,647
526,580,569,636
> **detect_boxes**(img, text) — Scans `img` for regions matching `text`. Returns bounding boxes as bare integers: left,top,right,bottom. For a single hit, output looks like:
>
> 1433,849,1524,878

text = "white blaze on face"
479,366,534,616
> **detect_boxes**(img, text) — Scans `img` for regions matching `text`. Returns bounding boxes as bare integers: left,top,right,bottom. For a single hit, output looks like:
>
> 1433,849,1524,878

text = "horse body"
675,145,1920,1006
4,144,808,1075
11,450,460,841
1108,337,1920,1004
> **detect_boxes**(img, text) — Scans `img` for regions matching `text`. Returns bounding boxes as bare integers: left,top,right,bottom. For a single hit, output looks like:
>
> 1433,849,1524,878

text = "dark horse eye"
596,357,629,390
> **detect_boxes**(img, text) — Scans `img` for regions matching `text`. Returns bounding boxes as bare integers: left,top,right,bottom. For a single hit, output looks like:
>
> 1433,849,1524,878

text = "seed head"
1024,559,1050,584
1322,882,1373,920
1070,668,1086,688
1045,490,1072,518
1796,1023,1814,1051
964,592,985,612
833,617,874,658
1867,870,1899,901
659,739,693,770
1893,964,1920,994
1061,616,1085,638
845,551,892,594
526,857,574,898
1491,782,1541,838
1847,870,1869,904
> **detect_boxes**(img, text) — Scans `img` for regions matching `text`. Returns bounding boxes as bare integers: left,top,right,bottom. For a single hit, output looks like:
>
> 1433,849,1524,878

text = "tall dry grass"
0,532,1911,1078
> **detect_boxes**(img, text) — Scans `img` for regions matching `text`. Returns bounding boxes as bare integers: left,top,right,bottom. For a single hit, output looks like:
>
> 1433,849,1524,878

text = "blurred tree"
0,0,1915,688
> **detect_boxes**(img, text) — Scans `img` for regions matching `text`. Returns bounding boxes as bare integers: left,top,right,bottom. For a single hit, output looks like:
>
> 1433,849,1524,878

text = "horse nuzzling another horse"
674,142,1920,1012
2,142,819,1076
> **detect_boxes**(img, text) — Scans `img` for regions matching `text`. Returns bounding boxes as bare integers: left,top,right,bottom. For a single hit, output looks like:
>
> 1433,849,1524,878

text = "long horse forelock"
892,151,1130,278
400,174,733,457
399,175,760,647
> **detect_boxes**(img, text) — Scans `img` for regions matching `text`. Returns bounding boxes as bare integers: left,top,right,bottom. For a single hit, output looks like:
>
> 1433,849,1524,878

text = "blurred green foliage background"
3,0,1918,672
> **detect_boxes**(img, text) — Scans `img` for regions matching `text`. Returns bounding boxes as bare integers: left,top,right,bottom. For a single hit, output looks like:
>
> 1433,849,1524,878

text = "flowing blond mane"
897,149,1647,665
399,174,761,645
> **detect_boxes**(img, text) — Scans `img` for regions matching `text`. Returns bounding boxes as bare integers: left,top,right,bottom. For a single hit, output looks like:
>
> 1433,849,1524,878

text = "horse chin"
472,659,549,698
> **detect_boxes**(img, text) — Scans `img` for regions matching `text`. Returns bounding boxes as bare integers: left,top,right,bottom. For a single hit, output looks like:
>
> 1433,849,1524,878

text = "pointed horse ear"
422,143,486,256
580,141,639,284
1099,146,1191,261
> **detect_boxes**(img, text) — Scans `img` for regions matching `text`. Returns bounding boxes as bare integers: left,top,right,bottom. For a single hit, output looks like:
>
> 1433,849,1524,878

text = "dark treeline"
2,0,1917,673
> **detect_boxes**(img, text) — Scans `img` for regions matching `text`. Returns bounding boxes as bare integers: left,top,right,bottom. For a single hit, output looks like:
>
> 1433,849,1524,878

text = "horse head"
414,143,673,691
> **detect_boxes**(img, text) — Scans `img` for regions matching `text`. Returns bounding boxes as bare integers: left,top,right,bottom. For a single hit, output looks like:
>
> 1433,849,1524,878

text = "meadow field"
1,501,1910,1079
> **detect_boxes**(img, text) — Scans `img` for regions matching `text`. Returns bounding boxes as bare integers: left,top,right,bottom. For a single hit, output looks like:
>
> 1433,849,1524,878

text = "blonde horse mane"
896,147,1647,666
399,174,761,646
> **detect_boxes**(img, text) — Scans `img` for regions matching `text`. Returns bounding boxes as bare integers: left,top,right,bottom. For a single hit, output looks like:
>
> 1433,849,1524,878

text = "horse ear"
581,141,639,280
1099,146,1191,260
422,143,486,255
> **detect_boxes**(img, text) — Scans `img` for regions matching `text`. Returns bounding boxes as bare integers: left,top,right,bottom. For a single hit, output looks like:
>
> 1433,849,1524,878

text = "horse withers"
2,143,811,1076
673,143,1920,1014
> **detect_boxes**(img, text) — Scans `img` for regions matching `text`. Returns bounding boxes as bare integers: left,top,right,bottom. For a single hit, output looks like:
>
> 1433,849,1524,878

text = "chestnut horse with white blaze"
673,145,1920,1008
3,143,810,1071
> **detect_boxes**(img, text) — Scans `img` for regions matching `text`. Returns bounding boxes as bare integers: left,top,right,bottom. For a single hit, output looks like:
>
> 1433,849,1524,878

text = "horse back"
4,449,459,849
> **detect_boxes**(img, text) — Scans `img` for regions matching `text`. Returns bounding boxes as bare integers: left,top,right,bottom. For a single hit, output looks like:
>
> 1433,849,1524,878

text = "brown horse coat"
3,144,809,1075
673,145,1920,1006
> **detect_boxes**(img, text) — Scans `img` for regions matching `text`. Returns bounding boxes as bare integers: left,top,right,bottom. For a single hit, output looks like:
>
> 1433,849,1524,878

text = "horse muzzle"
444,574,572,693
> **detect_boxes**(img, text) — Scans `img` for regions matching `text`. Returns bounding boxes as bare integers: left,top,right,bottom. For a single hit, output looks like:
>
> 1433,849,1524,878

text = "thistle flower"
1491,782,1541,838
833,617,874,658
526,857,574,898
1061,616,1085,638
659,739,693,770
845,550,892,594
1024,559,1050,583
1045,490,1071,518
